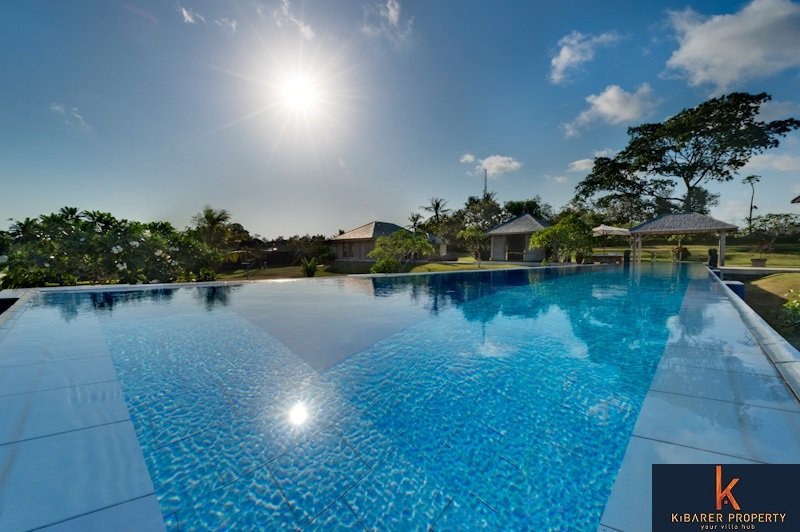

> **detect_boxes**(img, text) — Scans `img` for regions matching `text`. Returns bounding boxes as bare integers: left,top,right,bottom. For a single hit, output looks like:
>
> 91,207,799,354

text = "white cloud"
274,0,314,40
361,0,413,46
758,100,800,122
50,103,92,131
549,31,620,85
567,159,594,172
561,84,658,138
745,152,800,171
666,0,800,93
460,153,522,178
568,148,618,172
215,18,238,33
713,200,748,226
546,174,568,184
178,5,204,24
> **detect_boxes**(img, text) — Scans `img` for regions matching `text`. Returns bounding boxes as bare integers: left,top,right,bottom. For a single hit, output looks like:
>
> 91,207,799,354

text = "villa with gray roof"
486,213,549,262
332,221,446,261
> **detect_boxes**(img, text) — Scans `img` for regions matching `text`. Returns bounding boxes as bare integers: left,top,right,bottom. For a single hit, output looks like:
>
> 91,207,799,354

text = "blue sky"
2,0,800,238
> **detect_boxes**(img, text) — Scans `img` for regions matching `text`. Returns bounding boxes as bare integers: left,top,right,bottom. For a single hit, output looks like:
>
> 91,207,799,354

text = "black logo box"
652,464,799,532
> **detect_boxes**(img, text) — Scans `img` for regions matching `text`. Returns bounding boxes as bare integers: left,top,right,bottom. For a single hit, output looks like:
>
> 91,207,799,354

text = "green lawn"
742,273,800,350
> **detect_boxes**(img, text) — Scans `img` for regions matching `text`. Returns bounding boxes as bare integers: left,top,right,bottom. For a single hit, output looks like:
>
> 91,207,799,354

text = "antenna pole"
483,169,488,196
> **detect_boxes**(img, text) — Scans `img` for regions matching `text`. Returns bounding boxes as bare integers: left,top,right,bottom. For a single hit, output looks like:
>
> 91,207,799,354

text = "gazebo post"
718,231,727,267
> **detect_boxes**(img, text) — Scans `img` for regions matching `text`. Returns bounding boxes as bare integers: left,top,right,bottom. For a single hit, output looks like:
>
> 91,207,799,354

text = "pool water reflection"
32,264,705,529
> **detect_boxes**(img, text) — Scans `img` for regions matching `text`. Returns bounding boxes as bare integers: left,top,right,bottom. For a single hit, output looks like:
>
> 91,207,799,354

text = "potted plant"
746,213,800,268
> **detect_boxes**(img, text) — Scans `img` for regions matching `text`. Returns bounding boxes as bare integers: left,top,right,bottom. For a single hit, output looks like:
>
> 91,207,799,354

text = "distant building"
331,221,446,261
486,214,549,261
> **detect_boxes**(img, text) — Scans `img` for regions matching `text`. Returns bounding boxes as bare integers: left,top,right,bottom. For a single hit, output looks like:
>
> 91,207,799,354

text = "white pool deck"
1,268,799,530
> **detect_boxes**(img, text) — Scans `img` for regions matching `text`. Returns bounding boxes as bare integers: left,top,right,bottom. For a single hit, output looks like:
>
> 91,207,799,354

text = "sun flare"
280,75,318,113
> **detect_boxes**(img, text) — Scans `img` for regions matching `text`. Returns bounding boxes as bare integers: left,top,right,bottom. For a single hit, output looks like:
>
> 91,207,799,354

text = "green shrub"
370,258,400,274
781,290,800,328
300,257,318,277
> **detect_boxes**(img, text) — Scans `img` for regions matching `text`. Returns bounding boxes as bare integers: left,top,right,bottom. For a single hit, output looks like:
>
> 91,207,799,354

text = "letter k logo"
716,465,740,510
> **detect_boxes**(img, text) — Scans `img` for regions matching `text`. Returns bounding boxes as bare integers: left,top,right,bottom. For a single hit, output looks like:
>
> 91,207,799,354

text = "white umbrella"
592,225,631,251
592,224,631,237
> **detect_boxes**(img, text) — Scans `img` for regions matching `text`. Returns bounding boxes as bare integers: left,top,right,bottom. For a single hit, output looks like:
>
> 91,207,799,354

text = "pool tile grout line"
0,417,134,449
26,493,159,531
0,377,121,399
646,386,800,413
628,434,767,464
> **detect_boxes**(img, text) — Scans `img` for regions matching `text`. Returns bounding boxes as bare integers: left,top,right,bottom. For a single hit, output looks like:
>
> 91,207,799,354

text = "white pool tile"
600,436,758,532
38,495,165,532
0,355,118,397
0,380,130,445
0,335,110,367
649,365,800,412
632,390,800,463
659,344,779,377
0,421,155,531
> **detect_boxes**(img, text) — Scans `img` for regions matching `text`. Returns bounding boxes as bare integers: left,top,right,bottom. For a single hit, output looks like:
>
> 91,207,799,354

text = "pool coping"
710,270,800,401
599,267,800,531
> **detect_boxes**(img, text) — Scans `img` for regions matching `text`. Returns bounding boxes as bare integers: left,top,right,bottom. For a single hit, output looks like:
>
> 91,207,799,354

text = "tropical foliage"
456,225,489,267
368,231,435,274
1,207,222,288
528,213,593,264
745,213,800,258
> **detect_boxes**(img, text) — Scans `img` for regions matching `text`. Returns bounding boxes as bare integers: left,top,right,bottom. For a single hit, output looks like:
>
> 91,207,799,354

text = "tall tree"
742,175,760,232
574,156,676,225
620,92,800,211
503,196,554,222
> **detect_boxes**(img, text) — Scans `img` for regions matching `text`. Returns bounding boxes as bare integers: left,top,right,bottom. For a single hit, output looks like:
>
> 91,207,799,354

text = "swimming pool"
3,264,705,530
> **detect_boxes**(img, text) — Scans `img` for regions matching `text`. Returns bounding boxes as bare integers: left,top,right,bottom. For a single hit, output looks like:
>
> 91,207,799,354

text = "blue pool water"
32,264,703,530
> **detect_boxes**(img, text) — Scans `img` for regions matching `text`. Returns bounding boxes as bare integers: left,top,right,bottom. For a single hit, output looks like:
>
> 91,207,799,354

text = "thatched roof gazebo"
629,212,738,265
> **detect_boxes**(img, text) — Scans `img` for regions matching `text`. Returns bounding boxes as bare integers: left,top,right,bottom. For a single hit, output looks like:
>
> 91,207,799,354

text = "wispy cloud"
567,159,593,173
549,31,620,85
561,84,657,138
666,0,800,93
745,152,800,172
50,103,92,132
274,0,314,40
361,0,413,46
545,174,568,184
460,153,522,178
215,18,238,33
567,148,617,172
758,100,800,122
177,5,205,24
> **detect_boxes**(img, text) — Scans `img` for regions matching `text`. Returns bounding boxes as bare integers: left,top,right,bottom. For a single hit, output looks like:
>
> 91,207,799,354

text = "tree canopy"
575,92,800,216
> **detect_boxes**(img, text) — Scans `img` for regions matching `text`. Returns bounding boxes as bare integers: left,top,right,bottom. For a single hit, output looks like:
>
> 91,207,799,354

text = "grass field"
743,273,800,350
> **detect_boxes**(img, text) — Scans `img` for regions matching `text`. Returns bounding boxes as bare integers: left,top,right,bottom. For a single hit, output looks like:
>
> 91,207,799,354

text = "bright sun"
280,75,318,113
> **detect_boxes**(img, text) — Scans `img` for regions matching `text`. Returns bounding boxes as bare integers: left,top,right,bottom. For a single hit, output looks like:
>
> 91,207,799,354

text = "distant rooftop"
332,221,406,241
486,213,549,235
630,212,737,235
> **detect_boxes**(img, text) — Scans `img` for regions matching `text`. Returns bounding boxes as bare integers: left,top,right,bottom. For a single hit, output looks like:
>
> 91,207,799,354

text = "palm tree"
421,197,450,225
8,217,39,243
408,212,423,232
190,205,232,250
742,175,760,233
